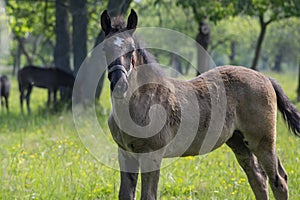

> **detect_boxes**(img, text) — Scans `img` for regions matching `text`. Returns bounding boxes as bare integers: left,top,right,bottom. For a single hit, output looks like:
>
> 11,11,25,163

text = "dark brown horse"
18,65,74,114
101,10,300,200
0,75,10,112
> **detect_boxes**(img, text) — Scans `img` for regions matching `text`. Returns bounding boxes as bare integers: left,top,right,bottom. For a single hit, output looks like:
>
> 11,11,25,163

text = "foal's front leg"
140,153,162,200
141,170,160,200
118,148,139,200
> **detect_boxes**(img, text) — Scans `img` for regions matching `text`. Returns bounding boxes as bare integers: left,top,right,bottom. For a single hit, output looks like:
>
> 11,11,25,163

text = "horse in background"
0,75,10,112
18,65,75,114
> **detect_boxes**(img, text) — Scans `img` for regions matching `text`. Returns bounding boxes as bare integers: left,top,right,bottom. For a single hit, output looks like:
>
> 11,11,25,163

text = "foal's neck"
135,49,165,79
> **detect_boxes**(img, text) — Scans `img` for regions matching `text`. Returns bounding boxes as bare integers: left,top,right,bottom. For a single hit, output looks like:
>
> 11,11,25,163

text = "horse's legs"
4,95,8,112
254,146,288,200
26,86,32,114
47,89,51,108
140,153,162,200
118,148,139,200
141,170,160,200
53,89,57,110
1,96,3,109
20,89,25,114
226,131,269,200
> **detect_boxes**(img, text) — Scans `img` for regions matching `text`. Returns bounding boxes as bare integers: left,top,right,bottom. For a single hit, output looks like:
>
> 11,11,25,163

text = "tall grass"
0,71,299,199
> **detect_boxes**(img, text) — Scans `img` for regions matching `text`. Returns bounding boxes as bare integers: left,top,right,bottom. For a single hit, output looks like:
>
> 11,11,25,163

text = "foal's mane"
134,48,165,78
107,16,127,34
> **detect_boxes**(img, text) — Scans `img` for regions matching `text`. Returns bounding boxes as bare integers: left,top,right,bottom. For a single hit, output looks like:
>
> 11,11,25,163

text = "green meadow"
0,71,299,200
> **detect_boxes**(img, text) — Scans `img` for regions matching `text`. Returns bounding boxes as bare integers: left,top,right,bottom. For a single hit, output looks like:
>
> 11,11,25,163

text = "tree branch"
15,35,33,65
210,36,232,51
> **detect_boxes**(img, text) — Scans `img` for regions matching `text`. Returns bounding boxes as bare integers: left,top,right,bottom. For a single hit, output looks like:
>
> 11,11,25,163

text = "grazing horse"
101,9,300,200
18,65,75,114
0,75,10,112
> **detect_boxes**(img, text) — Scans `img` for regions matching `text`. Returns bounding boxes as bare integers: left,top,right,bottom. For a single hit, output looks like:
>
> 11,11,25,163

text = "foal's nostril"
112,79,128,98
116,83,127,93
117,83,127,92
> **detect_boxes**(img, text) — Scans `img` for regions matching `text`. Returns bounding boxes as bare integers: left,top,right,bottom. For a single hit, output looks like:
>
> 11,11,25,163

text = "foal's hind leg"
226,131,269,200
277,156,288,183
254,144,288,200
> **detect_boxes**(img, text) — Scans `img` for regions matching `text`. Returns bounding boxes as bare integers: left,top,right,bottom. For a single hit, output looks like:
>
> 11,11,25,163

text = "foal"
101,9,300,200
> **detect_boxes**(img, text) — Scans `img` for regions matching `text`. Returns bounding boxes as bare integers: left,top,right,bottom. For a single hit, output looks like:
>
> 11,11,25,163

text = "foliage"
209,16,260,66
4,0,107,67
262,17,300,70
233,0,300,70
6,0,55,39
209,16,300,70
237,0,300,20
3,0,300,73
134,0,197,36
175,0,236,23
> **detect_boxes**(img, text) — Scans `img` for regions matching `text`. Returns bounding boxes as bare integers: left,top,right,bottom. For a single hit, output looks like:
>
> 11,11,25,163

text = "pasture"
0,71,299,199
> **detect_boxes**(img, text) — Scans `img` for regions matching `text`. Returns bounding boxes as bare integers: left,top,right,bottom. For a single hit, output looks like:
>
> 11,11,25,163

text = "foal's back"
190,65,277,151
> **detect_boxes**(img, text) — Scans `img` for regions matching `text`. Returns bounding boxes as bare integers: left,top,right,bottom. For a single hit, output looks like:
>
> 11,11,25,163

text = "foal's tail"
269,78,300,137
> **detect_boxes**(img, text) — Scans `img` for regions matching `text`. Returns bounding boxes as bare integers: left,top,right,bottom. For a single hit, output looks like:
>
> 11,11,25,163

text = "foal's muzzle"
108,65,129,99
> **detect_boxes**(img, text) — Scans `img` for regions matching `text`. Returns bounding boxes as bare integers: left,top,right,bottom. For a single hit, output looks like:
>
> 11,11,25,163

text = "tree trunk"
54,0,71,99
12,42,22,75
15,36,33,65
273,49,283,72
229,41,236,64
94,0,133,99
251,15,270,71
261,55,269,70
195,17,210,76
71,0,87,75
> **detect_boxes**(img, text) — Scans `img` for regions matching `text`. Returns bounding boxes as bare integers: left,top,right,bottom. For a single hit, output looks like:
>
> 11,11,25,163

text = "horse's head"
101,9,138,99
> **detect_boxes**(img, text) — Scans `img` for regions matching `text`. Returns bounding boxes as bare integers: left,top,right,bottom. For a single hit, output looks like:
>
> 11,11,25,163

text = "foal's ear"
127,9,138,31
101,10,112,35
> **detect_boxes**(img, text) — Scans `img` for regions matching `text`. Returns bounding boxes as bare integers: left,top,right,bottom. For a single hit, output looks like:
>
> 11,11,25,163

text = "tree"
175,0,235,75
6,0,55,74
54,0,71,99
262,18,300,72
195,17,210,75
133,0,197,76
71,0,87,74
236,0,300,70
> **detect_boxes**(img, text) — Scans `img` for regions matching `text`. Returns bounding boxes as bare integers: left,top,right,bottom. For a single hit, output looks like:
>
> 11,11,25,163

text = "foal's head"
101,9,138,99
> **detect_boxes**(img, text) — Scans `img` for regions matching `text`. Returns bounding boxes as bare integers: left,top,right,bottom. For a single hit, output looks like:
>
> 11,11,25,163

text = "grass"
0,70,300,199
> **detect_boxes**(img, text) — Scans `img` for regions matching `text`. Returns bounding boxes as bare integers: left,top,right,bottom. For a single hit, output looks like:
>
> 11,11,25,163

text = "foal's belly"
109,108,236,158
163,130,232,158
